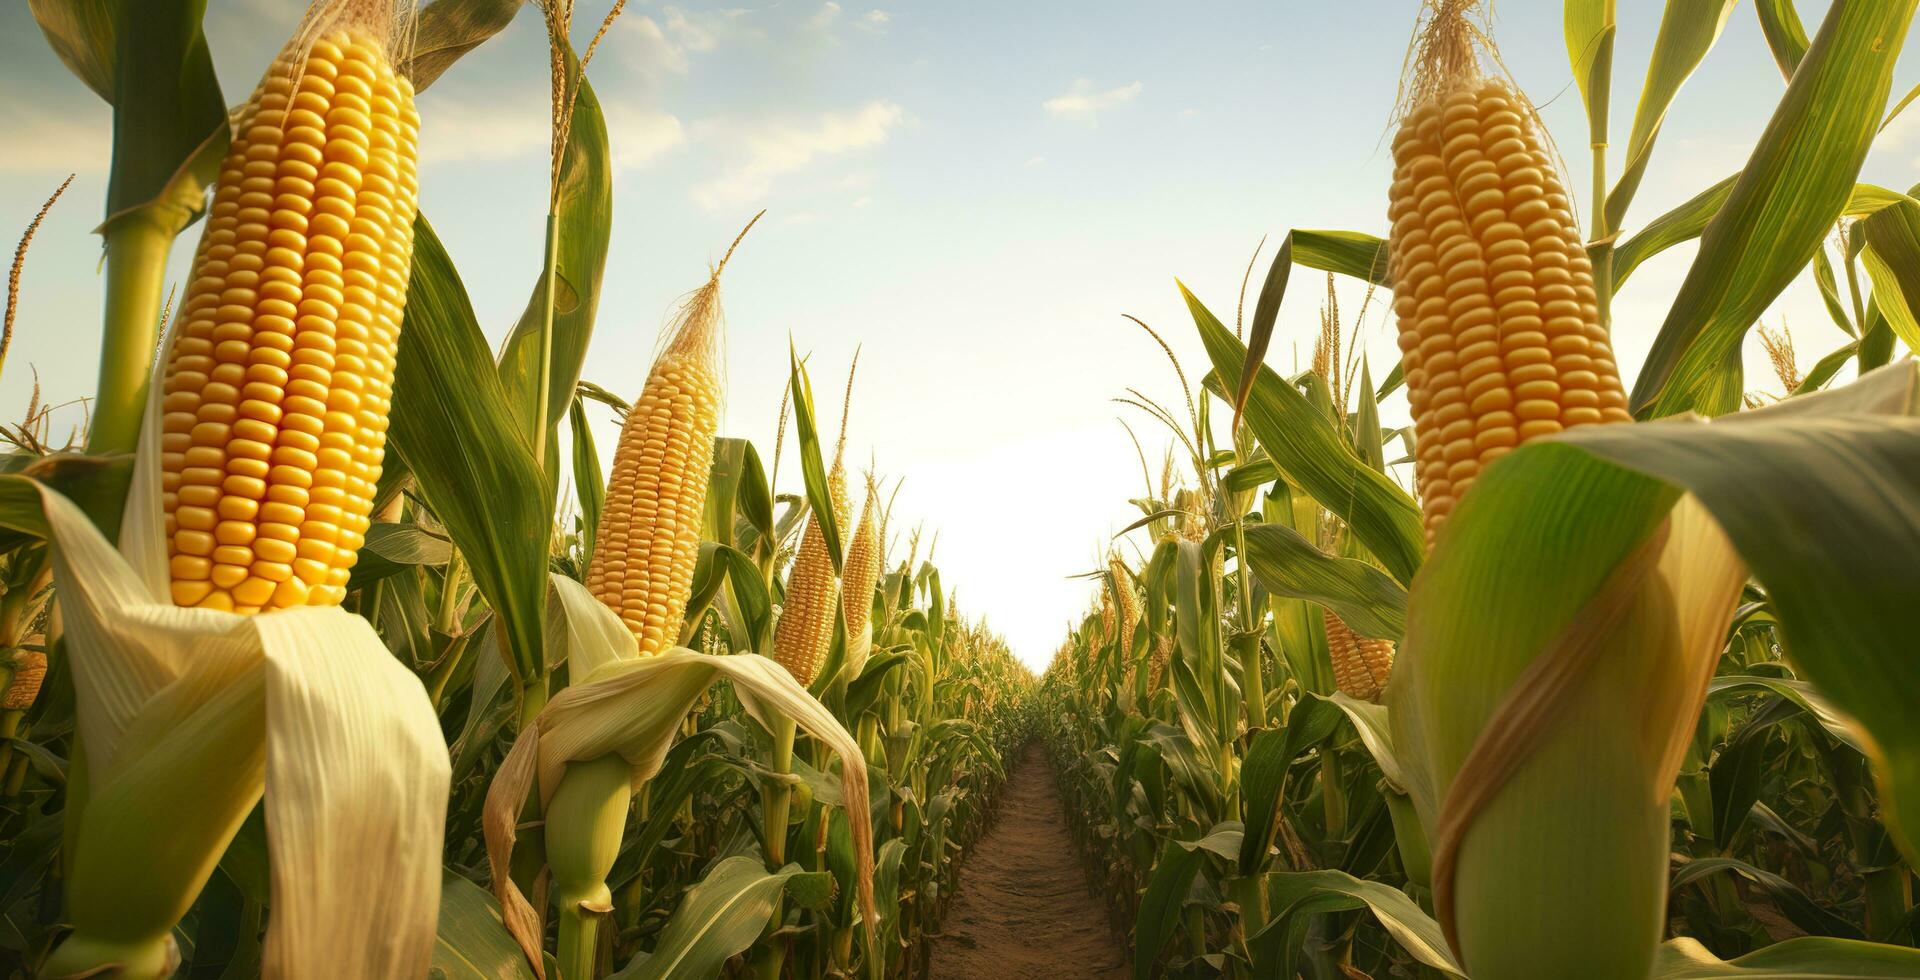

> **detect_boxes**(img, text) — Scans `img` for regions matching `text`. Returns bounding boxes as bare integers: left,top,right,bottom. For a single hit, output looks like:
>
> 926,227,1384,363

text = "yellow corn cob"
841,484,880,644
1108,556,1136,660
1148,634,1172,692
1324,609,1394,703
773,459,847,686
160,25,420,613
1387,77,1631,538
2,649,46,710
586,285,724,657
1099,591,1115,646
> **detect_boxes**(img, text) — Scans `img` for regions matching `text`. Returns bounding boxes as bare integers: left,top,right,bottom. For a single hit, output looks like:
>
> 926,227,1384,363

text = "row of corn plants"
1044,1,1920,978
0,0,1034,977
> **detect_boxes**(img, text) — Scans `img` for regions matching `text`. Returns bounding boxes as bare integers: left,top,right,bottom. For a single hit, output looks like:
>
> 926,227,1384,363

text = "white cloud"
0,97,109,174
851,195,872,208
1025,155,1047,167
808,2,843,29
690,101,906,211
418,90,683,172
418,91,551,164
862,9,891,28
606,106,687,169
1042,79,1143,122
624,16,692,77
661,6,728,53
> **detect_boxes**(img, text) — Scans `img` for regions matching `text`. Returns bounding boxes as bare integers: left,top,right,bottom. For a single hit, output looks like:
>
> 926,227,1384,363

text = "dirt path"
928,743,1130,980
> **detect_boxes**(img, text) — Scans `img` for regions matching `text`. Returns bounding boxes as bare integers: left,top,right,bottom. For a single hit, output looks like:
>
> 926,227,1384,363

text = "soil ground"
927,743,1131,980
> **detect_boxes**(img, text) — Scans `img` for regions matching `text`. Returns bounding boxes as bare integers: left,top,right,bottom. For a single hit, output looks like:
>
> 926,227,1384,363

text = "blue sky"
3,1,1917,669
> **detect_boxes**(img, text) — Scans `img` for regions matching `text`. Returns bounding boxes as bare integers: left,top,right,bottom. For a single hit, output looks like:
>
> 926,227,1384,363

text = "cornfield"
4,1,1920,979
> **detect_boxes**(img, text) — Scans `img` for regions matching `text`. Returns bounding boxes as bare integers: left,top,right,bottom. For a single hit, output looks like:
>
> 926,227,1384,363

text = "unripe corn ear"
773,459,847,686
1148,634,1172,692
841,479,881,643
586,271,726,657
773,358,854,686
1388,24,1630,539
2,649,46,710
1108,555,1136,660
1323,608,1393,703
160,13,420,614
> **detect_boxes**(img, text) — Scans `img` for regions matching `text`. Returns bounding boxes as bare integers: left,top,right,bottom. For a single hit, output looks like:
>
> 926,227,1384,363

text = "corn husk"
31,376,446,977
484,574,876,978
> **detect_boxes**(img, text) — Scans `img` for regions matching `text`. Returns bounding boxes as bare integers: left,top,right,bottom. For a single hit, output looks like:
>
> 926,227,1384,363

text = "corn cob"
586,285,723,656
1148,634,1172,692
2,649,46,710
1108,556,1136,660
773,458,847,686
1324,609,1393,703
841,481,880,645
160,23,420,613
1388,78,1631,538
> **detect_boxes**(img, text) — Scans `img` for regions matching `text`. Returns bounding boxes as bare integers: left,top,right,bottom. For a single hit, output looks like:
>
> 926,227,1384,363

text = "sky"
3,1,1918,671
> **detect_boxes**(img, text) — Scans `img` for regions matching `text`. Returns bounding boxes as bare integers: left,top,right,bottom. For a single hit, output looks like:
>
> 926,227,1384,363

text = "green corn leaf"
1707,675,1865,753
495,68,613,445
1236,727,1292,876
1651,936,1920,977
609,857,820,980
788,348,843,571
1352,359,1386,473
1188,284,1424,586
1860,198,1920,353
404,0,523,92
1630,0,1919,417
347,523,453,588
1264,483,1334,696
1292,229,1388,285
392,216,550,688
432,872,539,980
1323,692,1406,791
1237,233,1296,426
27,0,117,100
1671,858,1862,938
1241,523,1407,642
1249,869,1464,978
1796,338,1862,395
1613,180,1905,293
1606,0,1738,230
1813,248,1859,337
569,395,605,562
30,0,229,231
1133,838,1206,980
1565,0,1615,154
1754,0,1811,79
